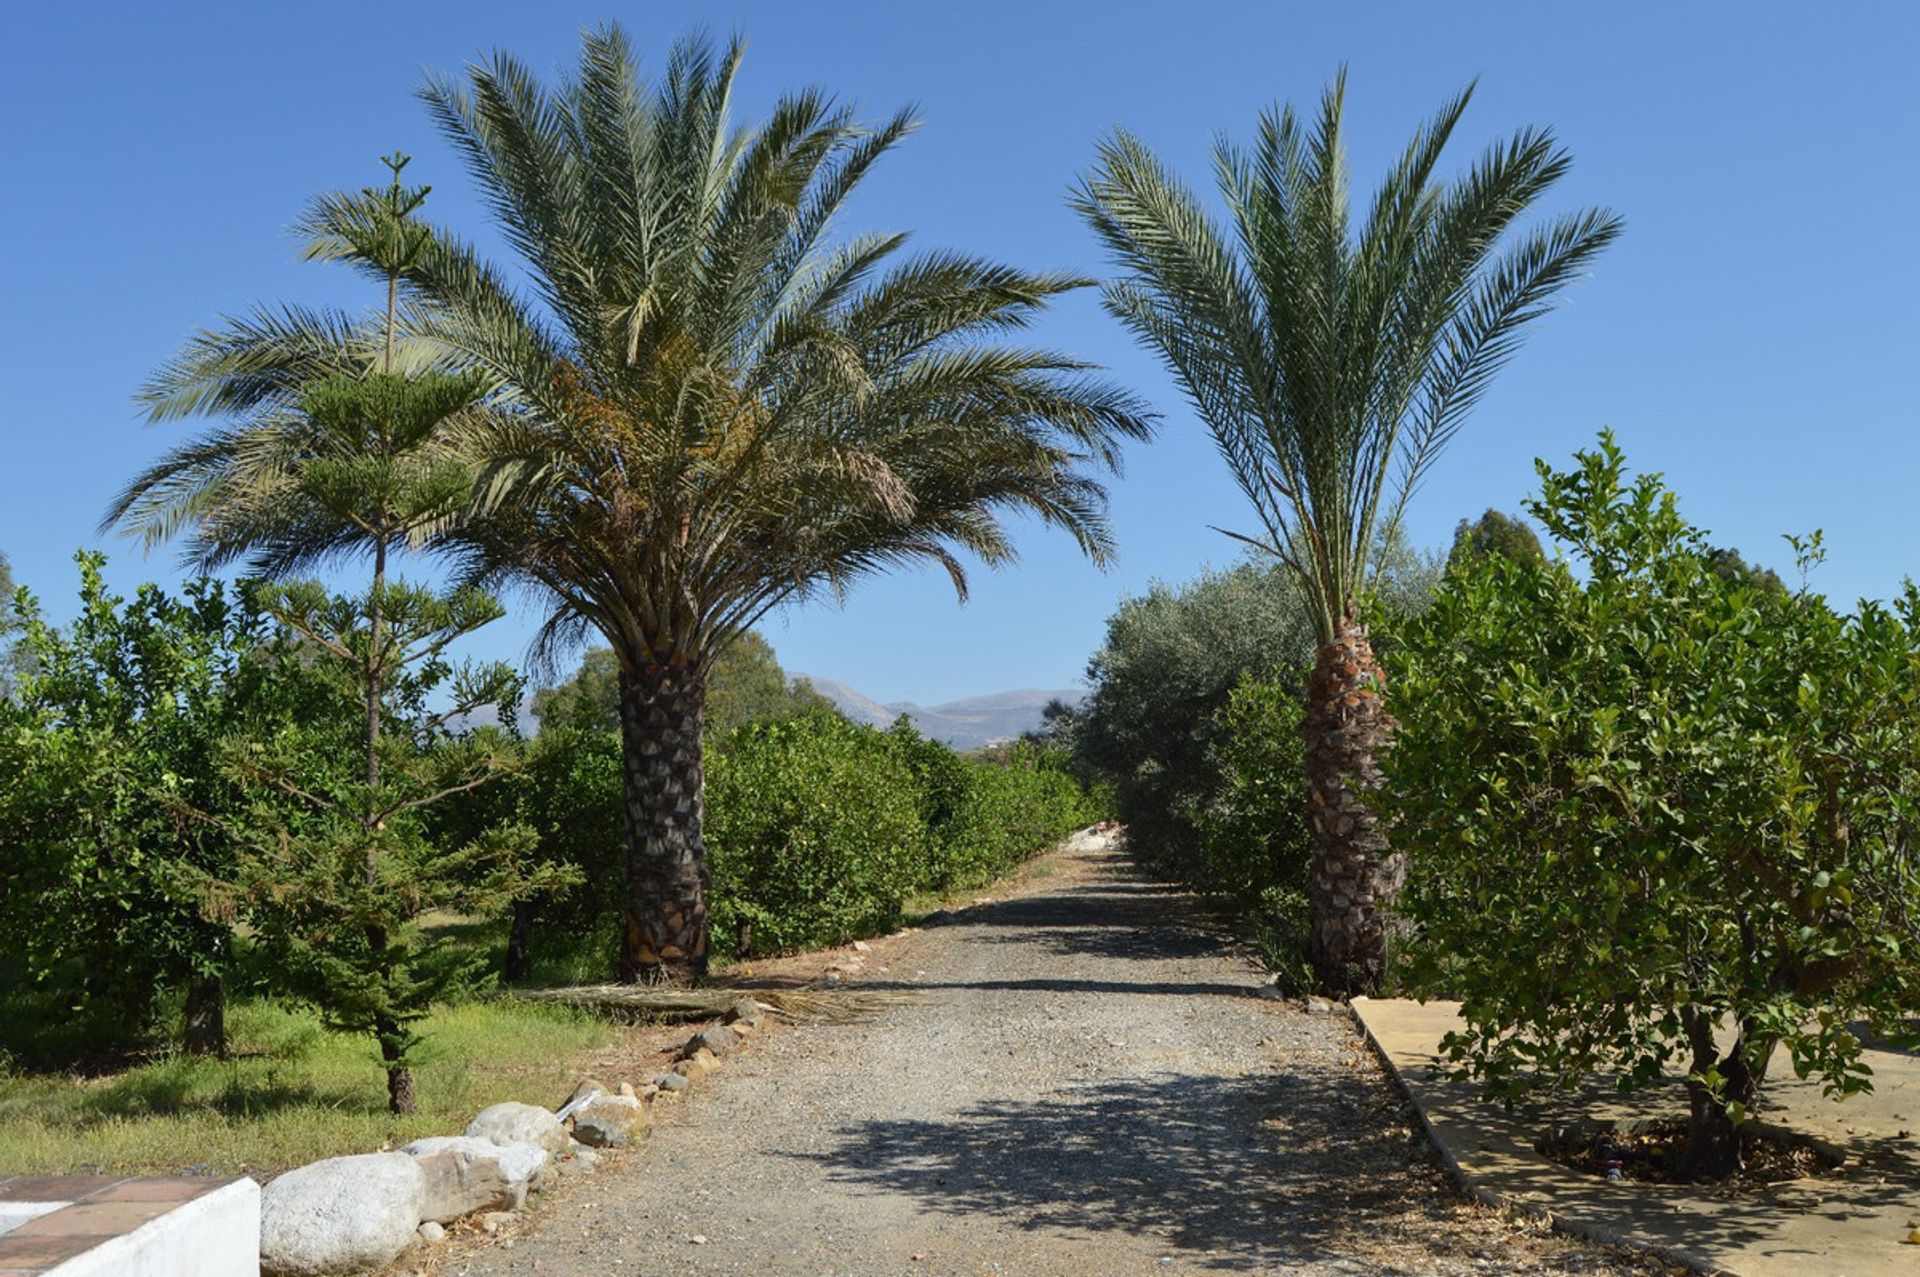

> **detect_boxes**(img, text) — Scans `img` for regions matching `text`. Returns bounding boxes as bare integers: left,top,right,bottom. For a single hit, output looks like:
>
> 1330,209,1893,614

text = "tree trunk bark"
1305,613,1400,995
376,1011,416,1116
182,972,226,1058
1671,1007,1772,1181
503,899,535,983
616,660,710,985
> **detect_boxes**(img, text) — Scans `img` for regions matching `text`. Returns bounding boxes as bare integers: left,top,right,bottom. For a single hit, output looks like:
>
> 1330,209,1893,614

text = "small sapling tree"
1386,433,1920,1180
224,579,558,1114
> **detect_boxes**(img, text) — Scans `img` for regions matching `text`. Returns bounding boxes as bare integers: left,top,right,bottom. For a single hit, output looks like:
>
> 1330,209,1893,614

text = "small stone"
572,1093,648,1148
417,1221,447,1244
723,999,767,1027
823,972,843,986
617,1081,637,1099
851,940,871,952
690,1234,708,1245
558,1078,612,1116
685,1024,740,1057
673,1047,720,1081
1255,985,1287,1001
1306,997,1335,1014
654,1073,691,1093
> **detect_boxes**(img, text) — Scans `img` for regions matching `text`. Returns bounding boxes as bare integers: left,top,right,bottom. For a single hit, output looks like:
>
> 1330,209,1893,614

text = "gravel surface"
443,835,1680,1276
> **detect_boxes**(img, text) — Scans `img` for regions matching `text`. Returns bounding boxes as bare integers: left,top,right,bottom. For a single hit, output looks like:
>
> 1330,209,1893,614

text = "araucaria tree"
109,158,541,1111
1388,434,1920,1179
118,27,1151,985
1076,75,1620,991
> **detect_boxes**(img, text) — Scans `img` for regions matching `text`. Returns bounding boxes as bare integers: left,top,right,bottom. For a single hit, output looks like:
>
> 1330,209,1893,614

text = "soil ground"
436,836,1681,1276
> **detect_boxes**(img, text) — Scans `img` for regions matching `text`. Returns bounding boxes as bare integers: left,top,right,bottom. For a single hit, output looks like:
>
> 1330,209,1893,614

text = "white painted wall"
46,1178,260,1277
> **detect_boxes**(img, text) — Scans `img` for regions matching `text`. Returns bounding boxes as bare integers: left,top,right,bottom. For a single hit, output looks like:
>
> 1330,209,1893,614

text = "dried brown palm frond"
516,983,922,1025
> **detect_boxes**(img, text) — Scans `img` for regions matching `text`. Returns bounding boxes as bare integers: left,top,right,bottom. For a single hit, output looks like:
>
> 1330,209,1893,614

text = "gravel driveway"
447,835,1675,1276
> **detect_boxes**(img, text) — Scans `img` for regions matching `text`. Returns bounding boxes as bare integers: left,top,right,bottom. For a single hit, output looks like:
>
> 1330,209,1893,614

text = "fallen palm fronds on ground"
513,984,922,1024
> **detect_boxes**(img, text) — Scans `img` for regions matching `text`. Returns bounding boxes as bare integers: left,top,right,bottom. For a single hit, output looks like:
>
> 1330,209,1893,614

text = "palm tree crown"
1075,72,1621,641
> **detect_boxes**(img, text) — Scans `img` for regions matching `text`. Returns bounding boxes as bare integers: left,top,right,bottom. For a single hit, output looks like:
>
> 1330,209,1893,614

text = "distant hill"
800,676,1085,751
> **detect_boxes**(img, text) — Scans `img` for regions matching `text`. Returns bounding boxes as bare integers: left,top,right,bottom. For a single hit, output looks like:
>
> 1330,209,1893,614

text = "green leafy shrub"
934,742,1093,891
1386,432,1920,1181
0,555,316,1060
706,716,929,959
1194,673,1312,988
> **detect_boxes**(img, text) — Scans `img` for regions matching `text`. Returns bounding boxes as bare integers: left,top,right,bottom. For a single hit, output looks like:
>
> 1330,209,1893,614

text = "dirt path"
447,836,1674,1276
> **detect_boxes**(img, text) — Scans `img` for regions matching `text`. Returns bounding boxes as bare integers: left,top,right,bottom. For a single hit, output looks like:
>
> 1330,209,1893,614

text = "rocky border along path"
445,837,1683,1275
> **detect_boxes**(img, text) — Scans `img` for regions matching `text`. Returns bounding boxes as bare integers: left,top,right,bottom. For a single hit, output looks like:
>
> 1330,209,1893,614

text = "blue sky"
4,3,1916,704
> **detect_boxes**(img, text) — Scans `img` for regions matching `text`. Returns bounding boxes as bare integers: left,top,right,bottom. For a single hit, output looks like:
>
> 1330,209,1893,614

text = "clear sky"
4,3,1916,704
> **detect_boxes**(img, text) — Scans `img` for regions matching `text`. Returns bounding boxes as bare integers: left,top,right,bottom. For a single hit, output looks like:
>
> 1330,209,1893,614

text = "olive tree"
1386,432,1920,1180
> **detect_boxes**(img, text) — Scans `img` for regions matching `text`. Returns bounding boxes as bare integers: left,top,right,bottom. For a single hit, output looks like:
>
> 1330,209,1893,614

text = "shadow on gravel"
935,856,1236,966
792,1071,1436,1271
865,977,1257,999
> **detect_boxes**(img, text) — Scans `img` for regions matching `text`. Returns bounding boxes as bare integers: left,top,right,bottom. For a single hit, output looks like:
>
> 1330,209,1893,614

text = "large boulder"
571,1093,648,1148
465,1101,570,1157
260,1152,426,1276
401,1135,549,1219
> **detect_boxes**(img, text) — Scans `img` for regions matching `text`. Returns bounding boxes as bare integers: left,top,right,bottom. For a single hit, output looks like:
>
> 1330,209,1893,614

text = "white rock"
401,1135,549,1219
572,1093,647,1148
417,1220,447,1244
465,1100,570,1157
260,1152,426,1277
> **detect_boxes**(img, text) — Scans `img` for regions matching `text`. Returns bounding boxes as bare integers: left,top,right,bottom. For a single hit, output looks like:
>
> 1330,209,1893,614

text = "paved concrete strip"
1352,997,1920,1277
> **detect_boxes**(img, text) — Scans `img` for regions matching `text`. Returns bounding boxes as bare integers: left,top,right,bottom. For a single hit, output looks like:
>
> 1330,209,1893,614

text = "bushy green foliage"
1448,509,1544,567
1387,433,1920,1177
531,634,836,738
0,555,307,1054
1193,673,1313,986
935,741,1097,891
1069,545,1439,980
703,716,1097,961
705,715,928,959
1074,560,1318,882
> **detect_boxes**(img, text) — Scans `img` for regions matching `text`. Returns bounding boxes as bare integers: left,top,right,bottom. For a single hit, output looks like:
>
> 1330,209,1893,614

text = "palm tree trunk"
1304,612,1401,994
616,660,710,985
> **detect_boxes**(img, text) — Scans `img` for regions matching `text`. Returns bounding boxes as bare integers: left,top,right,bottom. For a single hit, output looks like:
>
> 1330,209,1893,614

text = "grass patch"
0,997,617,1177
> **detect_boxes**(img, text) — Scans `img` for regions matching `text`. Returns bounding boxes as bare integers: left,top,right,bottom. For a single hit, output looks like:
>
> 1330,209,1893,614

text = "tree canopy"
1387,433,1920,1179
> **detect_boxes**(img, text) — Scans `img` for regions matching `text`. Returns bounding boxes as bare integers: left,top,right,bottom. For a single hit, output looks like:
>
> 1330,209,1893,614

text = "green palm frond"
1076,75,1621,640
108,24,1153,680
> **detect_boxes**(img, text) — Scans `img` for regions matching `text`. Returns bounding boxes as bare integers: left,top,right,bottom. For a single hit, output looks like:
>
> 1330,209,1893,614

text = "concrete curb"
1349,996,1733,1277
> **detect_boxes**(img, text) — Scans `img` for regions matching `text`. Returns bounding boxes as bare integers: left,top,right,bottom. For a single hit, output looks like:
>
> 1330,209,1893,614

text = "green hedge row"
706,715,1099,961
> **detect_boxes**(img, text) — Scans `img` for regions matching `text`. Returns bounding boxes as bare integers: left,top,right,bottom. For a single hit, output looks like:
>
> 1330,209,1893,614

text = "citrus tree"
1386,433,1920,1180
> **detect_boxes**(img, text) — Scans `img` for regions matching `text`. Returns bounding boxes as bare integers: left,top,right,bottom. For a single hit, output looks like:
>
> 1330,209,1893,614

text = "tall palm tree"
1076,74,1621,993
121,27,1153,985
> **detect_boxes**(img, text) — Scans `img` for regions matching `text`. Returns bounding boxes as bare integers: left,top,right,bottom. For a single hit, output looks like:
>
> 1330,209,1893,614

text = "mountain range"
798,676,1084,750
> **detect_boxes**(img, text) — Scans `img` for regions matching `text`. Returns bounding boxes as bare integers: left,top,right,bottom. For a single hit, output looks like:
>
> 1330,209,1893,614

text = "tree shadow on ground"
786,1071,1475,1272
